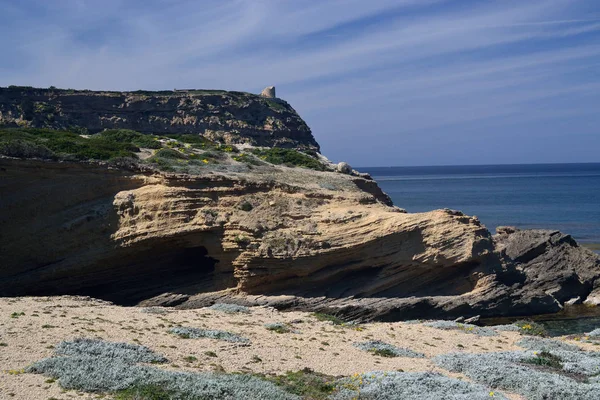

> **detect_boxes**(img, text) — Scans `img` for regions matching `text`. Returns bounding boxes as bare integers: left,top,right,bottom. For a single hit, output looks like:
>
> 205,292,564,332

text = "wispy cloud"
0,0,599,165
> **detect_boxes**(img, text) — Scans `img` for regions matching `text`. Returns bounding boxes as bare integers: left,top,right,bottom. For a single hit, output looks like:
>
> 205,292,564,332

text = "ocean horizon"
361,162,600,252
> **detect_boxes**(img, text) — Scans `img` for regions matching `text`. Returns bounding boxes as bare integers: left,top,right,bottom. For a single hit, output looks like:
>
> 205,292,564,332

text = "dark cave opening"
49,245,223,306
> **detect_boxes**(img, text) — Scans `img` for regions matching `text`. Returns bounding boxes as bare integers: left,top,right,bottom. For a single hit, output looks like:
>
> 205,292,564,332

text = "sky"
1,0,599,167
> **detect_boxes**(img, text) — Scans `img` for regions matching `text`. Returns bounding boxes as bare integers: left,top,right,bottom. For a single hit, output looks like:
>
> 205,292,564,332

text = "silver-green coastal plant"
27,339,297,399
330,371,507,400
169,326,250,343
517,337,580,352
423,320,498,336
490,324,521,332
588,328,600,337
434,338,600,400
208,303,251,314
354,341,425,358
264,322,296,333
140,307,170,315
53,338,167,363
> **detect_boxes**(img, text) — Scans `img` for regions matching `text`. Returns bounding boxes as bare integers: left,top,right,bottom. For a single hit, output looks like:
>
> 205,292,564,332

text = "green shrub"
312,312,345,325
216,144,239,153
0,128,136,160
264,322,292,334
232,152,262,165
152,148,187,159
239,201,253,212
0,139,54,159
522,351,563,369
263,368,335,399
164,134,217,149
514,320,547,337
251,148,325,170
265,99,289,112
98,129,162,149
115,384,173,400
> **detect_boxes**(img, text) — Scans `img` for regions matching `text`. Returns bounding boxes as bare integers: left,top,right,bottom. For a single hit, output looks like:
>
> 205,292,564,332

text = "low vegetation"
252,148,325,171
588,328,600,337
0,128,136,160
312,313,346,326
354,341,425,358
434,337,600,400
265,322,294,334
97,129,162,149
261,368,336,399
27,339,296,400
207,303,251,314
423,320,498,337
513,320,547,337
331,371,506,400
169,326,250,343
522,351,563,370
0,127,325,173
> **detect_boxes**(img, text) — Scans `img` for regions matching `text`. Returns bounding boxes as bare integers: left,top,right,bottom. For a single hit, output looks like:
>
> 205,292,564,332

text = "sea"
361,163,600,252
361,163,600,335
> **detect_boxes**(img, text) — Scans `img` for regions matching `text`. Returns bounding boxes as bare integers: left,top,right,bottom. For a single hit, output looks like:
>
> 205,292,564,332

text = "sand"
3,295,590,399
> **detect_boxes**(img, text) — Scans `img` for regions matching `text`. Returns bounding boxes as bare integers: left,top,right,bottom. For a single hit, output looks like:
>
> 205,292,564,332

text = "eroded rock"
1,155,597,321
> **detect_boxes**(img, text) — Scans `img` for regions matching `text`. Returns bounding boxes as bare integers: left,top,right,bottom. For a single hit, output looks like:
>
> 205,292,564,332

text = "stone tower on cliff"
260,86,276,98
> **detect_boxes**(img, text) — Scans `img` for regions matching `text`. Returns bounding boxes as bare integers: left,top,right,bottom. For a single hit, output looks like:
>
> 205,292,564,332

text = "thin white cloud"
0,0,598,165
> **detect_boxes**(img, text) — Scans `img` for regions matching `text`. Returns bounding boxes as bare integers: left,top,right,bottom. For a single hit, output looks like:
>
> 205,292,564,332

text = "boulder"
336,162,352,174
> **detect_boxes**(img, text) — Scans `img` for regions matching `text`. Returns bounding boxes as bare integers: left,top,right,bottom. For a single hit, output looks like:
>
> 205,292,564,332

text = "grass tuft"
312,313,345,326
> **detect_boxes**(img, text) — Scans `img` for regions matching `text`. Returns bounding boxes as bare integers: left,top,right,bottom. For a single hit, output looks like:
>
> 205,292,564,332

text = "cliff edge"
0,86,598,321
0,86,318,150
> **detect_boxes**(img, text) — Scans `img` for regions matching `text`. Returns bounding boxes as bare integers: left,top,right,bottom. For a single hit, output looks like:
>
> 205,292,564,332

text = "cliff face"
0,87,318,150
1,156,598,319
1,86,598,320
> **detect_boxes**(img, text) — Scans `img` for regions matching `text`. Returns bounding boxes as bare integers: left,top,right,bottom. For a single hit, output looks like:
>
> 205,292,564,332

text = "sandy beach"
4,296,597,399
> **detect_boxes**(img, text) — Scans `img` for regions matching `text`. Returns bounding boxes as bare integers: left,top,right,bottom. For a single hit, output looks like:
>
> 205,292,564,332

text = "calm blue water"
361,163,600,249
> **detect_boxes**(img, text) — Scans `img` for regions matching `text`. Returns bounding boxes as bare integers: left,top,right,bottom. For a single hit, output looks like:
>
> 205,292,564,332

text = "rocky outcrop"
336,162,352,174
1,155,598,320
0,86,318,150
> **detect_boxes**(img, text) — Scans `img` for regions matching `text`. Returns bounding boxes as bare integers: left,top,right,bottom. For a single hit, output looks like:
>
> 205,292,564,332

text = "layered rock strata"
1,156,598,320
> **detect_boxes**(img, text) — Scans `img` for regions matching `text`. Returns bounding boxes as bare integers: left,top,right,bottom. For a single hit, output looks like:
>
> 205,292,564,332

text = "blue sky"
1,0,599,166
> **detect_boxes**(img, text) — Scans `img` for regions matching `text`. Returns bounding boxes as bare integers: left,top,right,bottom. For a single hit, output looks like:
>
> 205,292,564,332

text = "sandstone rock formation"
0,86,317,150
260,86,276,98
1,155,598,320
